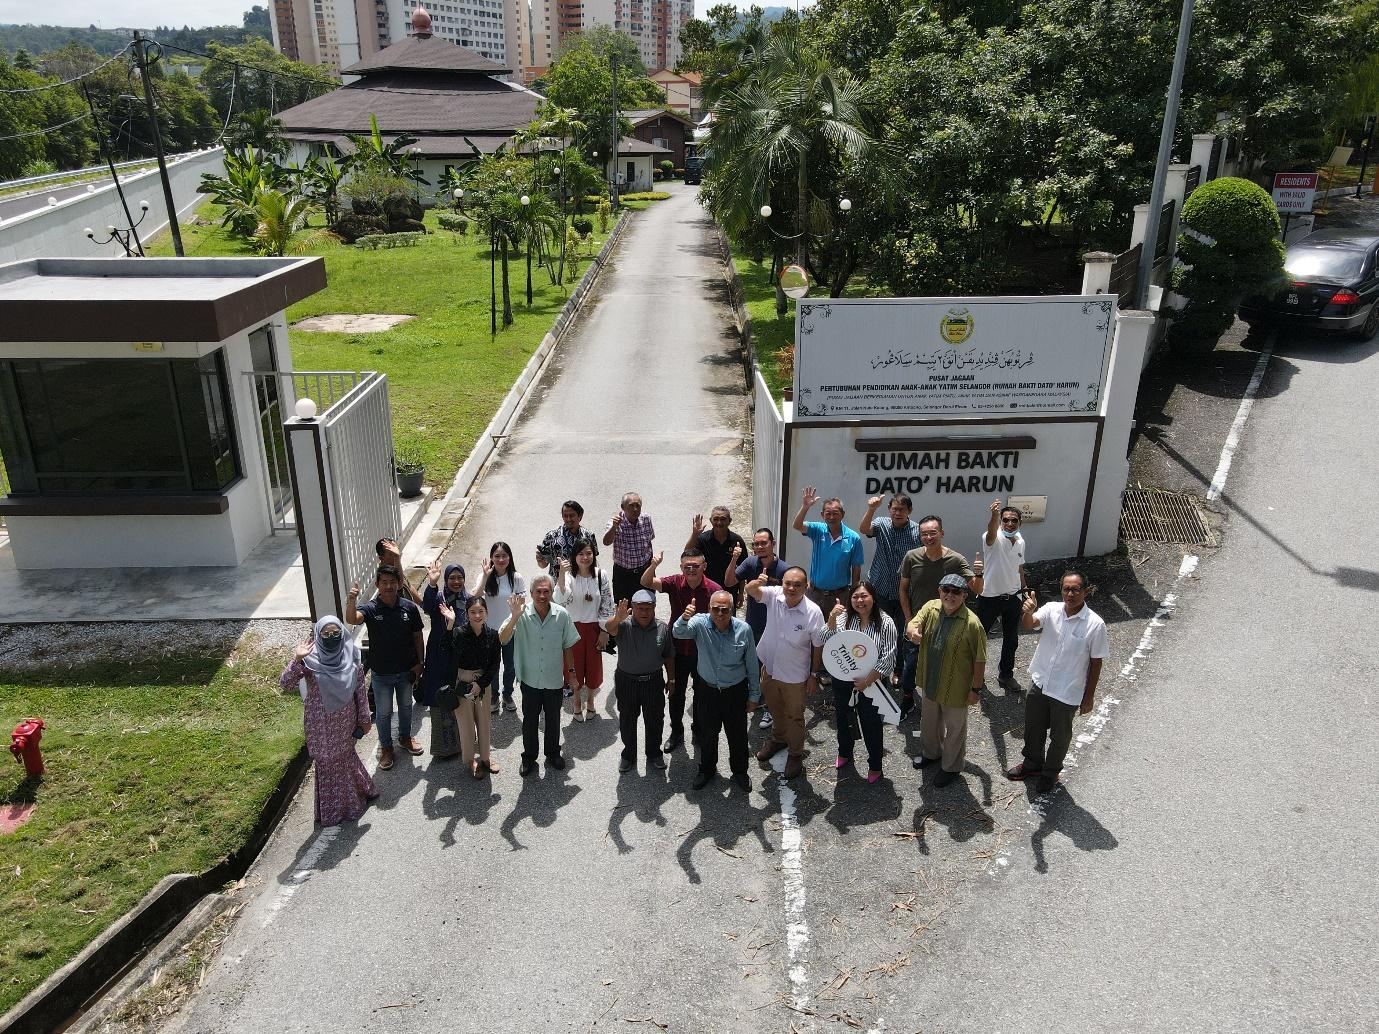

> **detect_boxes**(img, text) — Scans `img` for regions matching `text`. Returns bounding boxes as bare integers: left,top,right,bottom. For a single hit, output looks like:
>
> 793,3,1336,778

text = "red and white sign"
1272,172,1319,214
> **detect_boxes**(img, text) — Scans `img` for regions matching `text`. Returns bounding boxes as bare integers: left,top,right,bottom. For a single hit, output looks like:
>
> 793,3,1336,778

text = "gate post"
285,415,345,623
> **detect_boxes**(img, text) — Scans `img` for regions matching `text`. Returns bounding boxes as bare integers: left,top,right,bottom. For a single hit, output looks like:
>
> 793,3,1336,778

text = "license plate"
1286,292,1299,306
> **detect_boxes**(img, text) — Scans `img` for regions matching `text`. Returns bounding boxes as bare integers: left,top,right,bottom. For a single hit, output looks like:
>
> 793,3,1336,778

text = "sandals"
470,759,484,780
485,758,500,775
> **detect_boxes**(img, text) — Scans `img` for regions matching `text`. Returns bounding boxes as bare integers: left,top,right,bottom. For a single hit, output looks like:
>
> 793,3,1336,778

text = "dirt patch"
290,313,414,333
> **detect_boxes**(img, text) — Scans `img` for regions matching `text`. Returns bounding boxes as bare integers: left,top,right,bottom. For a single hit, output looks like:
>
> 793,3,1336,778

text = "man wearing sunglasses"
906,573,987,787
642,548,722,752
1005,571,1108,795
974,498,1028,693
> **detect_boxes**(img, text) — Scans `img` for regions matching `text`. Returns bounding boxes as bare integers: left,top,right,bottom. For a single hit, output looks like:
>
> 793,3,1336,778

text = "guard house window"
0,351,241,495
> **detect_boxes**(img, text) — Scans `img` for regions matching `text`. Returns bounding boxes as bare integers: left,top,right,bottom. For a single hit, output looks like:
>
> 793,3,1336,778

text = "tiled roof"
342,35,511,75
277,73,540,135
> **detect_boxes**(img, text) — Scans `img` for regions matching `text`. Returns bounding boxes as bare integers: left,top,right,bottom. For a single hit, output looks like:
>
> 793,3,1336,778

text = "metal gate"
322,373,402,595
245,370,365,531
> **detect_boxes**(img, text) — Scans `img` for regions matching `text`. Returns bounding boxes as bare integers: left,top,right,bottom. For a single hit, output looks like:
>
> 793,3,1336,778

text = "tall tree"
539,29,662,161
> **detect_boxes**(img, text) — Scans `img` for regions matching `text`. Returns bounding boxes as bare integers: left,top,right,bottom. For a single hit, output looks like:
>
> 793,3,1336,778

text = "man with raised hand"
641,548,722,753
604,589,675,773
500,573,579,776
672,591,760,792
793,486,865,616
603,492,656,610
974,498,1028,693
859,493,921,687
746,566,825,781
1005,571,1108,795
684,506,748,608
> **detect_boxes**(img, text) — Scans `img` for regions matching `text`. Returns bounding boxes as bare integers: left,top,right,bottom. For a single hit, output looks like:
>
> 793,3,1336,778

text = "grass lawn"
0,653,303,1016
148,205,618,487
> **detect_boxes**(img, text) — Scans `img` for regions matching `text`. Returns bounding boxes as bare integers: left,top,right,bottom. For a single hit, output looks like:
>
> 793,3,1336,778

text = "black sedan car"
1239,229,1379,337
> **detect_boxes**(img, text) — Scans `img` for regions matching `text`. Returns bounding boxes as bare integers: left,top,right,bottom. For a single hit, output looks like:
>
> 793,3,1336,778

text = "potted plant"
395,448,425,498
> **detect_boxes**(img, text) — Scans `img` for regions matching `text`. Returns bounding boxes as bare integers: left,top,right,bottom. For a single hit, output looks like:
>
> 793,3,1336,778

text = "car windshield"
1286,247,1366,280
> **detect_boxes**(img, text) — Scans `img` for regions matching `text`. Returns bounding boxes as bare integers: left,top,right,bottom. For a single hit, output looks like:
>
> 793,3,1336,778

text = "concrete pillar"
1190,134,1216,179
1083,310,1154,556
1130,203,1151,251
1081,251,1116,296
285,415,346,623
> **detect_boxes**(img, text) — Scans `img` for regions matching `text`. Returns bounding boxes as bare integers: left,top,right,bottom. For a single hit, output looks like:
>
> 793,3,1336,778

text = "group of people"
282,492,1109,828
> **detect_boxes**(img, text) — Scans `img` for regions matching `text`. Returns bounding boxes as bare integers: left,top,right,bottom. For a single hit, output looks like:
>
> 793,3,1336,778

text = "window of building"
0,350,242,496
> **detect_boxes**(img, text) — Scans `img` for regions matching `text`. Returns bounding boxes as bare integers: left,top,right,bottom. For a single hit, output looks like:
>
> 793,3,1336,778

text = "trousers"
1021,683,1077,776
834,681,885,772
695,678,750,775
974,593,1023,679
919,693,969,773
370,671,414,749
615,670,666,760
455,686,491,766
668,657,703,742
520,683,563,762
760,672,807,757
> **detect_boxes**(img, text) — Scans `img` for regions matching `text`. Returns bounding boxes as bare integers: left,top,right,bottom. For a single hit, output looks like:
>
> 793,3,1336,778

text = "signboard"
822,628,878,681
1272,172,1318,215
792,296,1114,422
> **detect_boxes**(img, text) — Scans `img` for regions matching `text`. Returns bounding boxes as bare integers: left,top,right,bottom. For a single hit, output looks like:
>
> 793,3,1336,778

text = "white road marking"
261,825,338,929
1207,343,1272,501
770,752,810,1010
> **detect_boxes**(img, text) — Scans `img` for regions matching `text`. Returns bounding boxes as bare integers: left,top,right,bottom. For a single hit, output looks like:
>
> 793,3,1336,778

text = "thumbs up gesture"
681,599,697,622
973,550,984,576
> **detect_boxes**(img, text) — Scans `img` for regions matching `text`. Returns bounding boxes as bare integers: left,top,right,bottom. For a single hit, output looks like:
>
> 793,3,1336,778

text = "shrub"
329,212,389,243
596,198,611,234
572,216,593,237
659,159,674,178
342,170,411,217
437,213,470,234
355,231,424,250
1168,177,1284,354
620,191,671,201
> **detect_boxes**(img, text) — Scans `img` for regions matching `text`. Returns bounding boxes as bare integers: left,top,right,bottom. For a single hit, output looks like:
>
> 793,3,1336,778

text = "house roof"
609,136,673,156
624,108,696,129
277,72,540,136
283,130,517,156
648,68,701,85
342,34,511,75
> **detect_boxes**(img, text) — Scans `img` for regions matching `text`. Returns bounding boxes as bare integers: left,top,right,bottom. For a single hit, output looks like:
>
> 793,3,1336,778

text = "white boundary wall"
752,369,784,535
0,148,225,263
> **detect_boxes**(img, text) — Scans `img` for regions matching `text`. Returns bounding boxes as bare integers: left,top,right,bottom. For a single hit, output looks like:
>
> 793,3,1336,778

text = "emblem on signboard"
939,307,974,345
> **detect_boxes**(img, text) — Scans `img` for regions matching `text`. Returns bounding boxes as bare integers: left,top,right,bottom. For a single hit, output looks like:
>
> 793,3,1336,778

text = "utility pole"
1136,0,1194,311
132,31,185,257
610,52,620,211
81,81,145,256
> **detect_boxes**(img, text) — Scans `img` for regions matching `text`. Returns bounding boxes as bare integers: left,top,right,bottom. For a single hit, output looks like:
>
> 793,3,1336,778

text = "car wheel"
1358,303,1379,340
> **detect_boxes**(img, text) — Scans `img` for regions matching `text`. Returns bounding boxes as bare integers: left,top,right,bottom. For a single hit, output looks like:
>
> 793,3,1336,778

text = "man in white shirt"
746,566,825,780
1005,571,1108,794
974,498,1027,693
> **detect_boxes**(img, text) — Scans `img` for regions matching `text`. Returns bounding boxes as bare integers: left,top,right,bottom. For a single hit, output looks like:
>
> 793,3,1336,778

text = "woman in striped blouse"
821,581,898,783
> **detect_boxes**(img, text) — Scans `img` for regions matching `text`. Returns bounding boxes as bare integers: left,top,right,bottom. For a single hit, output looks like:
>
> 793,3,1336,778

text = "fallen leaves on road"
865,953,912,978
715,845,741,858
622,1016,669,1030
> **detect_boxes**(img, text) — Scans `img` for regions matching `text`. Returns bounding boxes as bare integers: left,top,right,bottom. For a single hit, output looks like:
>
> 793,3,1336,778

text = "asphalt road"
161,193,1378,1033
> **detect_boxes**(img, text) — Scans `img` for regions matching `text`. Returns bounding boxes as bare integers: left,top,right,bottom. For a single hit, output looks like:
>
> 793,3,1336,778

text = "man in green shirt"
906,573,986,787
500,573,579,776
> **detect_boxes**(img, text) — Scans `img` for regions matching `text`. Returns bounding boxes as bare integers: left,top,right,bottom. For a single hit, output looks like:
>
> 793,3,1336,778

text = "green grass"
149,205,617,486
0,655,303,1015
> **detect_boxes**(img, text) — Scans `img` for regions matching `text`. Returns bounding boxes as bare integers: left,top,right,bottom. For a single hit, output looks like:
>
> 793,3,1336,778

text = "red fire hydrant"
10,718,45,778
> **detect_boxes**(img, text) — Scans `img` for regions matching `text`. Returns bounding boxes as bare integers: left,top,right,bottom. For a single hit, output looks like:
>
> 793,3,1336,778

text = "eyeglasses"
938,586,965,596
1062,585,1085,594
1001,517,1021,525
709,605,732,612
682,563,703,571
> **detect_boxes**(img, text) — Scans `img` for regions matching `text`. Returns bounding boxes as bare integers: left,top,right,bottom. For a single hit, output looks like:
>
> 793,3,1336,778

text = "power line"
0,46,133,96
0,111,91,142
148,39,339,91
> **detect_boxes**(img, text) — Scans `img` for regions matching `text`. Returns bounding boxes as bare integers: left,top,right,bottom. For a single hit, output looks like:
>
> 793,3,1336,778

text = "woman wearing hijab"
281,617,378,826
421,560,469,758
438,594,503,779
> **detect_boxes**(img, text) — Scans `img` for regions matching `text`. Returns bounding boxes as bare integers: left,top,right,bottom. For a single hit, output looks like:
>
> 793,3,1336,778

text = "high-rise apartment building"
526,0,693,76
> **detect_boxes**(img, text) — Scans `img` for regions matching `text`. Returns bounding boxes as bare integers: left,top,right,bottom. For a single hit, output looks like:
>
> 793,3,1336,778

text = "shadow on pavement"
274,812,371,882
1028,785,1119,874
674,778,775,885
498,768,582,851
606,766,675,854
421,763,501,850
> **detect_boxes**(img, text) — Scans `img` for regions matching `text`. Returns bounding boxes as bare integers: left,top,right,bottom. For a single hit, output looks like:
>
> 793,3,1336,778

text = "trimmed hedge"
356,232,425,250
1169,177,1284,354
437,213,471,234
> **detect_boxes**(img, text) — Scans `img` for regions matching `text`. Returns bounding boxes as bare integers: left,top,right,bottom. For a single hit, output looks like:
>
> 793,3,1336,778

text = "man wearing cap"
672,591,761,792
974,498,1028,693
746,566,825,780
604,589,676,773
907,573,986,787
1005,571,1108,794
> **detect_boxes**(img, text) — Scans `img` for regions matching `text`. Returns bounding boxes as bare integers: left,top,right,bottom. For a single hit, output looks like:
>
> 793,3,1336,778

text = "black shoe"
1035,773,1060,794
648,754,667,770
547,755,566,770
934,768,959,787
519,759,534,776
663,734,684,753
911,754,939,769
503,696,517,713
618,757,634,773
732,772,750,792
998,675,1021,694
692,769,715,790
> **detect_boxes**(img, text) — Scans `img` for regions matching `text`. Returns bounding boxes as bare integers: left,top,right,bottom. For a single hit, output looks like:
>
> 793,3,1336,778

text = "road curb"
0,744,310,1034
403,210,635,568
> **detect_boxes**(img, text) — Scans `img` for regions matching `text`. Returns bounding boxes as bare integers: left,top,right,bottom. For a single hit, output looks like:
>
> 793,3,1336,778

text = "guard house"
0,256,326,569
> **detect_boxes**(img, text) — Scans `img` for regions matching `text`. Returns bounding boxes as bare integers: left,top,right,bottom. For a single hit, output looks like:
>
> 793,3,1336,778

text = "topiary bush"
355,232,424,250
437,213,470,234
1169,176,1284,354
659,159,674,179
572,216,593,237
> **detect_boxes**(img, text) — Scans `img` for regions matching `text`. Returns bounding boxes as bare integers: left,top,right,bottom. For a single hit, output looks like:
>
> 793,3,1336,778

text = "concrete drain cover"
291,314,414,333
1120,487,1213,545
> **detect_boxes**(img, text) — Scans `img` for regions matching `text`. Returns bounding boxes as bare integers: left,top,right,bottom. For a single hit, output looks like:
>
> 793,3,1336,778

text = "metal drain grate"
1120,487,1213,545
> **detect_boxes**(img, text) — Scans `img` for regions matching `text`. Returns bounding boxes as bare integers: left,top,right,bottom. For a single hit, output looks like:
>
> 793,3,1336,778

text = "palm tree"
706,28,878,307
227,109,288,158
251,189,324,256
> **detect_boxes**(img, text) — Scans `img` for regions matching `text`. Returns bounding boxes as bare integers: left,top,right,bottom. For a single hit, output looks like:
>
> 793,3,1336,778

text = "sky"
0,0,804,29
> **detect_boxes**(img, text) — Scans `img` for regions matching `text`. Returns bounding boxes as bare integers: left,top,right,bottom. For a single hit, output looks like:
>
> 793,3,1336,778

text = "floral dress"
280,657,379,826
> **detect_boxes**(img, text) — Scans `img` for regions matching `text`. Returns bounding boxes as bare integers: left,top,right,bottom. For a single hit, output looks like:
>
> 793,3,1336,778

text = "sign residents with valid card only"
1272,172,1318,215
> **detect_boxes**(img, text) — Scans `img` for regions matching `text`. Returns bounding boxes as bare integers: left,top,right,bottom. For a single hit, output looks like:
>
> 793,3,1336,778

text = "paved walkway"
172,186,775,1033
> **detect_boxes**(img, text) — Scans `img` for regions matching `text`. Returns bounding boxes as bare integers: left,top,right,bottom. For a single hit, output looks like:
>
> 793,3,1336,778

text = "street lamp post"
759,198,852,306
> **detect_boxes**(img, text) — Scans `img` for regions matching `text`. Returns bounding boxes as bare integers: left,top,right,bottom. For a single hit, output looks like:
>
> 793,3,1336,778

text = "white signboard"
822,628,878,681
792,296,1115,422
1271,172,1318,215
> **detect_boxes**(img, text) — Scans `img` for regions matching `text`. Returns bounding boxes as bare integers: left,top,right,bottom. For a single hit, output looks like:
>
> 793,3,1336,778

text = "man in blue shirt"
672,590,760,792
792,485,865,615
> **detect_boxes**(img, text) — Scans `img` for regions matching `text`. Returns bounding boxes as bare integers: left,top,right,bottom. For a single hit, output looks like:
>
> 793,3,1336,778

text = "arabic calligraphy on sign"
869,348,1036,371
